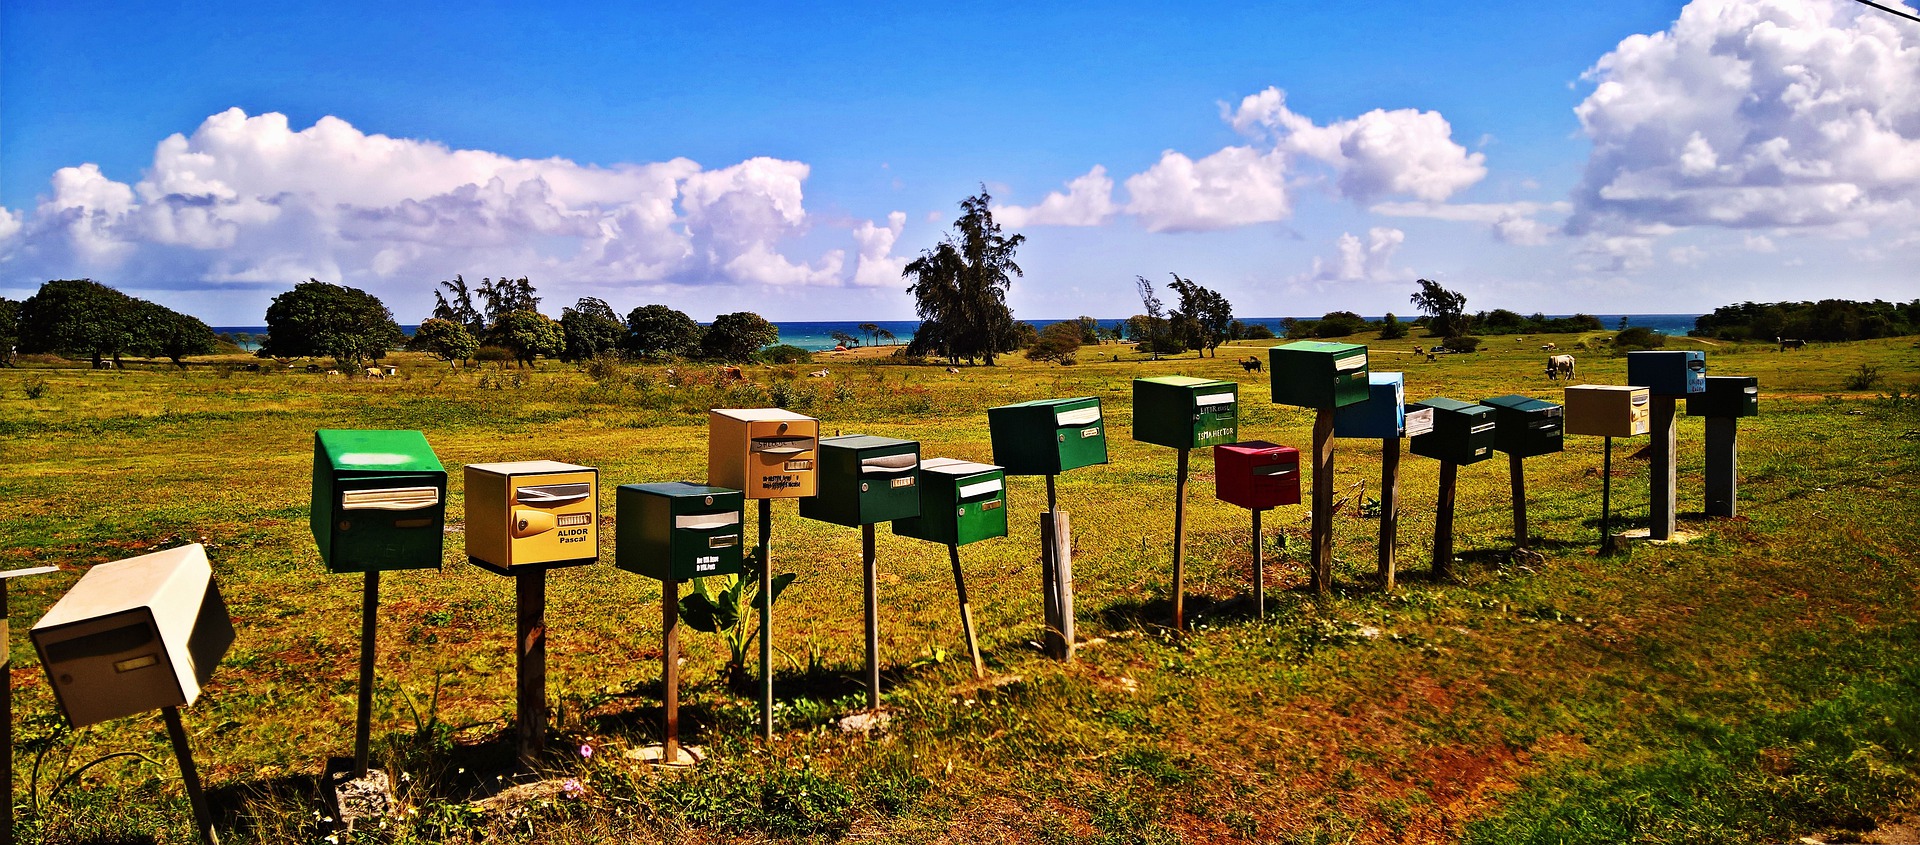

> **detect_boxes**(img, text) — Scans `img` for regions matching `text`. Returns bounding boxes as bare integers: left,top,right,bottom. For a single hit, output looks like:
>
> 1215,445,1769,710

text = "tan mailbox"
1564,385,1651,437
708,409,820,499
31,544,234,728
464,461,600,573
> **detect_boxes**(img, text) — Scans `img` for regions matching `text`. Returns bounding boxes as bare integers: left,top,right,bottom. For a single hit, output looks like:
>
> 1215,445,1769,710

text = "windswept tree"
1410,278,1470,337
858,322,881,347
432,275,486,336
1132,276,1170,359
492,310,564,367
129,302,217,367
623,304,703,358
904,188,1024,366
410,317,480,364
258,280,404,367
1166,273,1232,357
16,279,139,368
830,330,858,348
702,312,779,361
559,297,625,362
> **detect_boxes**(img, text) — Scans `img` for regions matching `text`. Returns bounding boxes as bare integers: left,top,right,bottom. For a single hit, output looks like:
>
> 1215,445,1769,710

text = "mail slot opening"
44,624,155,664
957,479,1004,499
517,483,592,506
708,534,740,549
1252,464,1297,476
341,487,441,511
751,437,813,454
674,513,741,530
114,654,160,673
1055,406,1101,426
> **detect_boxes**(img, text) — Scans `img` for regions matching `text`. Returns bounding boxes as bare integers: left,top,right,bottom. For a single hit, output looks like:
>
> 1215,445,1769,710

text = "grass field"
1,330,1918,844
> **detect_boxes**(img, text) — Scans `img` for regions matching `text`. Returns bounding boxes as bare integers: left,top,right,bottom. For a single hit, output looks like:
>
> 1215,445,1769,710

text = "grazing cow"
1540,342,1558,351
946,367,960,374
1777,336,1806,351
364,367,383,379
808,369,829,378
1240,356,1262,373
1425,351,1437,363
719,365,744,381
1546,354,1576,381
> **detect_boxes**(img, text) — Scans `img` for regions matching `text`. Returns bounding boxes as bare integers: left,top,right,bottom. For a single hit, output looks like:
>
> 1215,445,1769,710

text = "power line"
1850,0,1920,24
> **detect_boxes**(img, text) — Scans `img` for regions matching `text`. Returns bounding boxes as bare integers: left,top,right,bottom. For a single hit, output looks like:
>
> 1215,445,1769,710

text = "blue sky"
3,0,1916,325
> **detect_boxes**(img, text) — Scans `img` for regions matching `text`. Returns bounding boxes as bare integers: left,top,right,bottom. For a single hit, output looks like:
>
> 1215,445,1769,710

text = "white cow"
1545,355,1576,381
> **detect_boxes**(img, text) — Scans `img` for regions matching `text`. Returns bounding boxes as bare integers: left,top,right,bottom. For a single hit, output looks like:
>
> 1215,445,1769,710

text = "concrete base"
626,744,707,768
836,708,893,735
1618,527,1702,546
323,763,395,830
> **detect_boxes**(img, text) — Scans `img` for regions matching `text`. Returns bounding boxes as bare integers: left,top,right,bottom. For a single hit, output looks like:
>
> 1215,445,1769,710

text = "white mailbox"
31,544,233,728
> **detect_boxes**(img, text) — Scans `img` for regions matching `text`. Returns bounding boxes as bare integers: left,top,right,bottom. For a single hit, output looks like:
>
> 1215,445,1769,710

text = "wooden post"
163,706,219,845
1171,448,1190,631
514,568,546,770
757,498,773,741
1434,460,1458,580
1704,417,1738,517
1509,452,1529,549
0,567,54,845
1379,437,1401,591
1600,436,1615,554
662,577,679,764
1251,509,1265,617
1650,395,1678,540
1310,409,1335,595
1040,477,1059,659
1053,511,1075,662
949,544,984,678
862,524,880,709
353,571,378,779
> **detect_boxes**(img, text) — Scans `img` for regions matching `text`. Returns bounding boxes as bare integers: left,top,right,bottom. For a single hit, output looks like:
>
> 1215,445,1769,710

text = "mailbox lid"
1627,349,1707,395
893,458,1008,546
316,429,445,476
988,397,1108,475
800,435,922,526
1270,340,1370,408
1133,376,1239,449
1332,372,1407,439
1479,394,1565,457
1687,375,1759,418
1408,398,1497,464
616,482,744,581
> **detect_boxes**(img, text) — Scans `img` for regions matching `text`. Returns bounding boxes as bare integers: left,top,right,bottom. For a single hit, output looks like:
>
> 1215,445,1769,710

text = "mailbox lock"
704,495,714,505
778,422,789,433
338,520,351,531
861,482,870,492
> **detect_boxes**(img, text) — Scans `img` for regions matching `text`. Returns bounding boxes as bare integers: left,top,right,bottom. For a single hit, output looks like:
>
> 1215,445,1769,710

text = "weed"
1844,364,1884,390
23,377,48,399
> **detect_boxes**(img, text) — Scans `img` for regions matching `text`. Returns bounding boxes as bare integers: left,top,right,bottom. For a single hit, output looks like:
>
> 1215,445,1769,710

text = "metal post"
949,544,984,678
1705,416,1738,517
1172,448,1190,631
514,568,546,770
662,577,679,764
1251,509,1265,617
1379,436,1402,591
163,706,219,845
862,524,880,710
1310,409,1336,595
1509,452,1529,550
1434,460,1458,580
1,578,10,845
353,571,378,778
1650,395,1678,540
758,498,773,741
1601,436,1615,554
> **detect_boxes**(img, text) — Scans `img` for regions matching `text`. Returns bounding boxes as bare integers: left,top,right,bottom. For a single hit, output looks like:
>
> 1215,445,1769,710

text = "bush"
474,345,514,364
1285,320,1319,340
1611,327,1666,353
1241,323,1276,340
1844,364,1884,391
756,344,813,365
1379,313,1409,340
583,350,623,383
1442,335,1482,352
1025,321,1083,363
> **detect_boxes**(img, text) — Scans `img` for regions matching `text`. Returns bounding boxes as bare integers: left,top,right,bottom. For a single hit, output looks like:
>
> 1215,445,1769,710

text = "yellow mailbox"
464,461,600,573
708,409,820,499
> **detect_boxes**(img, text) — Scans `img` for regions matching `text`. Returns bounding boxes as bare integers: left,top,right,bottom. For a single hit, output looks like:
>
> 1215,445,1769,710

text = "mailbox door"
671,505,744,580
747,419,818,498
508,470,598,566
1518,409,1565,458
952,471,1008,546
855,448,922,524
329,474,445,572
1053,401,1109,472
1461,412,1497,464
1628,391,1651,435
1248,455,1302,508
35,612,182,728
1191,389,1239,448
1330,348,1372,407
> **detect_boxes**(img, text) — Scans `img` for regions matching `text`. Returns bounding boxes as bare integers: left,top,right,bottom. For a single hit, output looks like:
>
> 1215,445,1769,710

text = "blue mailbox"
1627,350,1706,395
1334,372,1410,439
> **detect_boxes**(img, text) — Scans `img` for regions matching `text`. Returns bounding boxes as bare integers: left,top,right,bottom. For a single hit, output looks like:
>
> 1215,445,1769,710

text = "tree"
0,298,18,367
1410,279,1470,337
702,312,779,361
857,322,881,347
257,280,404,367
904,188,1024,365
1166,274,1232,356
623,304,702,358
1076,316,1101,345
1025,320,1083,363
876,327,896,346
1380,312,1409,340
432,275,485,336
15,279,139,368
1314,310,1366,338
1132,276,1171,358
476,276,539,326
411,317,479,364
558,297,625,362
492,309,564,366
129,302,217,367
829,330,858,349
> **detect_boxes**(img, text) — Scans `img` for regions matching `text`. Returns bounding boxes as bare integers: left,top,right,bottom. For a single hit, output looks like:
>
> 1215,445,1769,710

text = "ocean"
212,313,1704,353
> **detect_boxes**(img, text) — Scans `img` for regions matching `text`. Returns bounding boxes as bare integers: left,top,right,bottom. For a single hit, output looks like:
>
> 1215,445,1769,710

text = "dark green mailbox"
1270,341,1370,409
311,429,447,573
1133,376,1239,450
893,459,1007,547
988,397,1108,475
1687,376,1758,418
615,483,744,581
1478,395,1565,458
1408,398,1496,465
798,435,922,526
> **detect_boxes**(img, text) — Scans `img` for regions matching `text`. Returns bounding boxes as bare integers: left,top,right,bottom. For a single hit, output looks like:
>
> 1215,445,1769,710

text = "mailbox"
1132,376,1239,450
1270,341,1370,409
464,461,599,573
1213,441,1301,510
1333,372,1414,439
893,458,1008,546
1564,385,1651,437
31,544,233,728
708,409,819,499
310,429,447,574
987,397,1108,475
1687,376,1759,418
798,435,921,527
1408,398,1496,464
615,483,744,582
1478,395,1565,458
1627,350,1707,395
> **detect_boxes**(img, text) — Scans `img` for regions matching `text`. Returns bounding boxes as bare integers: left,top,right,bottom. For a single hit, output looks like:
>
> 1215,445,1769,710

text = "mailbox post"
311,429,447,796
894,458,1009,677
0,566,57,845
31,544,233,845
464,460,599,769
1628,350,1707,540
1565,385,1652,552
1408,398,1497,578
1688,376,1758,517
1133,377,1239,630
988,398,1108,660
1332,372,1430,590
1477,396,1565,549
799,435,921,709
1212,442,1300,615
1270,342,1371,595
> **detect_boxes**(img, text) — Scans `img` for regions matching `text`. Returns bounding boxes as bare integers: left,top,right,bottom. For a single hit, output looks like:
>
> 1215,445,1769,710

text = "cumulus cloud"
851,212,908,288
1300,227,1407,283
1372,199,1568,244
0,108,881,295
1229,87,1487,203
1570,0,1920,235
995,166,1116,227
1124,148,1292,232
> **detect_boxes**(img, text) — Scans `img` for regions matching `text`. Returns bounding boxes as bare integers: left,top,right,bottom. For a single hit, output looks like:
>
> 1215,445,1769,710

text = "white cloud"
1124,147,1292,232
1301,227,1407,283
1371,200,1567,245
851,211,907,288
1744,233,1779,252
1230,86,1487,203
1576,234,1658,273
1571,0,1920,235
995,166,1116,228
0,108,874,296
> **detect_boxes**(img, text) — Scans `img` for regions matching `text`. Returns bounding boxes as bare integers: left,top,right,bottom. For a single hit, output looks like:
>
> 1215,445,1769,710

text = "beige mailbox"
31,544,233,728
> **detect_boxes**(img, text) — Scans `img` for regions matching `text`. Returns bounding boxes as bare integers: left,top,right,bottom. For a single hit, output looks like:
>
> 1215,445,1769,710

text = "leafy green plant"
679,548,797,684
23,377,48,399
1843,364,1882,390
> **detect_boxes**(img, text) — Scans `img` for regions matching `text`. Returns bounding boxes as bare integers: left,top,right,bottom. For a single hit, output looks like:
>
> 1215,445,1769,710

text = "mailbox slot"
516,483,591,506
956,478,1004,500
1056,406,1101,427
751,436,813,454
800,435,923,527
339,487,440,511
894,458,1008,546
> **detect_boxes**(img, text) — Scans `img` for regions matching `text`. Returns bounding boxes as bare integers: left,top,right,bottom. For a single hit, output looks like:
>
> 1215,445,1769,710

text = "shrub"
756,344,813,365
474,345,514,364
583,351,623,383
1443,335,1483,352
1241,323,1276,340
1025,321,1083,363
1611,327,1666,353
1379,313,1409,340
1285,320,1320,340
1844,364,1883,391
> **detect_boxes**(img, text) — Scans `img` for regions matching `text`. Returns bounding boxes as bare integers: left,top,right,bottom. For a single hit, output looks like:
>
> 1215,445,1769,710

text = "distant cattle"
719,365,744,381
946,367,960,374
1240,356,1262,373
809,369,829,378
1777,337,1806,351
1546,354,1576,381
364,367,384,379
1540,342,1557,351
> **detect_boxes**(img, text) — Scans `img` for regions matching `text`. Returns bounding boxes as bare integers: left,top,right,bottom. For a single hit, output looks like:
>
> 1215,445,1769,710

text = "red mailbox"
1213,441,1302,510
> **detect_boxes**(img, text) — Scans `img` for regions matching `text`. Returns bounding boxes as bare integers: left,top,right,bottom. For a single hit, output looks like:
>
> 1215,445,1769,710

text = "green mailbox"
1408,398,1496,465
615,483,744,581
311,429,447,573
798,435,922,526
988,397,1108,475
1269,341,1371,409
893,459,1007,546
1687,376,1758,418
1132,376,1239,450
1478,394,1565,458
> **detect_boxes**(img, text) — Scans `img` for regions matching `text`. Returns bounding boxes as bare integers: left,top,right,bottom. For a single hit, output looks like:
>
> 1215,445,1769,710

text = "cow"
1540,342,1558,351
946,367,960,373
1777,337,1806,351
808,369,829,378
1546,354,1576,381
364,367,384,379
1240,356,1262,373
719,365,744,381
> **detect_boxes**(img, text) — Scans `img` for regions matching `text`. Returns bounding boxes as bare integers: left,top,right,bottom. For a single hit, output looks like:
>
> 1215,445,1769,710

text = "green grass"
0,332,1917,842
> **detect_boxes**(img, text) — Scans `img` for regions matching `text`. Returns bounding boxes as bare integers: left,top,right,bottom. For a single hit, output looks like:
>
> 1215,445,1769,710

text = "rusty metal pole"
663,577,679,764
1172,448,1190,631
353,571,378,778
